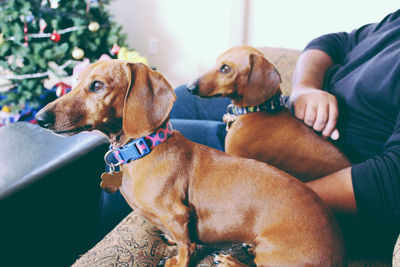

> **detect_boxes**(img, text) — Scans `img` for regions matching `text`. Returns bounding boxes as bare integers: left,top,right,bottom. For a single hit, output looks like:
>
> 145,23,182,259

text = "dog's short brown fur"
35,60,344,266
188,46,350,182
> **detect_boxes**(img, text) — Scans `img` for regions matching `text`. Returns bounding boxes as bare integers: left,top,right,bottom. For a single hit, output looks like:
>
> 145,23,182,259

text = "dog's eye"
89,81,105,92
219,64,231,74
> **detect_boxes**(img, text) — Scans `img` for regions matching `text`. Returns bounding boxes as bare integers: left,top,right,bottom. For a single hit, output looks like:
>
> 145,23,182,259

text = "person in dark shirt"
290,9,400,225
289,9,400,256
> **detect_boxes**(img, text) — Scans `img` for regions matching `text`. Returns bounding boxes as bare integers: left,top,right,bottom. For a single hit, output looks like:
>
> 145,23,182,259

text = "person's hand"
290,87,339,140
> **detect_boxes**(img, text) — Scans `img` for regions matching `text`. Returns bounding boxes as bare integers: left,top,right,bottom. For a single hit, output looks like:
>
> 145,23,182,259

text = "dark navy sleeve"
351,111,400,226
304,10,400,65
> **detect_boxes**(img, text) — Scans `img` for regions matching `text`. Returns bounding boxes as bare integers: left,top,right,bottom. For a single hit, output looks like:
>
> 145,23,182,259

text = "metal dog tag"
100,171,123,194
223,113,237,131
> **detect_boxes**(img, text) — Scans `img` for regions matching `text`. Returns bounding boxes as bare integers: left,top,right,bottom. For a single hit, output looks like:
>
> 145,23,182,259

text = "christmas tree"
0,0,140,125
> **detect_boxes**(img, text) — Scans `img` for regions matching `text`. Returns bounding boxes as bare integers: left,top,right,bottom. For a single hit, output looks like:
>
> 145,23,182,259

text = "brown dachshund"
35,60,344,266
187,46,350,182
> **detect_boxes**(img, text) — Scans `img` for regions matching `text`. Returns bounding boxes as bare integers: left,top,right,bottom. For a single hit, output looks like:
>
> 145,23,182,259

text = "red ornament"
54,82,72,97
110,43,120,55
50,32,61,42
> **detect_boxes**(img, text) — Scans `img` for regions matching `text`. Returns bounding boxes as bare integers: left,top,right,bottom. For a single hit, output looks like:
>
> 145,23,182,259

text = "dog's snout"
35,110,55,129
186,80,199,95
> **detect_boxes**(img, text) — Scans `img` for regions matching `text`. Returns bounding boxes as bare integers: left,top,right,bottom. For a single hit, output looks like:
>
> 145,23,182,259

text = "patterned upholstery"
72,211,255,267
73,212,177,266
73,47,399,267
257,46,300,95
394,235,400,267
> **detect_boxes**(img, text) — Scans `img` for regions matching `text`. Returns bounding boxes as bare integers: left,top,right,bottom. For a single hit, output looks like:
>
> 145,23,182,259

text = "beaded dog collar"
226,95,284,116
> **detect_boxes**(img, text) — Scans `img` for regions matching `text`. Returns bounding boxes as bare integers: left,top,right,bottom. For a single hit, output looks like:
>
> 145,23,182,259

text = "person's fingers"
294,100,306,121
313,104,329,132
330,129,340,140
304,103,317,127
322,104,339,139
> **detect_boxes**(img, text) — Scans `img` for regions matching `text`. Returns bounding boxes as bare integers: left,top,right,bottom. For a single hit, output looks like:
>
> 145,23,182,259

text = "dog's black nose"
186,79,199,95
35,110,55,129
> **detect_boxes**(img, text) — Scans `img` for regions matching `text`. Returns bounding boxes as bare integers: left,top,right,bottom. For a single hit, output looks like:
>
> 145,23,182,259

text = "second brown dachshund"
187,46,350,182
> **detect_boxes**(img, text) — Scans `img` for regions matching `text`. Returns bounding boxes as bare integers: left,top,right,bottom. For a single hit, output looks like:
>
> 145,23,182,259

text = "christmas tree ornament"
88,21,100,32
39,19,47,33
26,14,34,23
0,105,21,126
72,47,84,60
110,43,120,55
118,47,148,65
50,31,61,42
1,105,10,113
54,82,72,97
49,0,60,9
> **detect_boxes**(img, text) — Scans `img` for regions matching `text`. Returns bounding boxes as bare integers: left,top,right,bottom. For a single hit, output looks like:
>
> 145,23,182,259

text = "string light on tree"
23,22,28,47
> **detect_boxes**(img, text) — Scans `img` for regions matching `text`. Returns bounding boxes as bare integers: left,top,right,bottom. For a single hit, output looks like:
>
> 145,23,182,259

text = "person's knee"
170,84,199,119
171,84,231,121
171,118,226,151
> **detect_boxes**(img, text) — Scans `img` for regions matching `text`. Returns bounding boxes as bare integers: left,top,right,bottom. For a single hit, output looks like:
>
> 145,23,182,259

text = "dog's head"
35,60,176,142
187,46,281,107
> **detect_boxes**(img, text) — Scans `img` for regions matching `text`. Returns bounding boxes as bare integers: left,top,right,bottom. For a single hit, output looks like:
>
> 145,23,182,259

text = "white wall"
108,0,399,87
108,0,245,87
248,0,399,50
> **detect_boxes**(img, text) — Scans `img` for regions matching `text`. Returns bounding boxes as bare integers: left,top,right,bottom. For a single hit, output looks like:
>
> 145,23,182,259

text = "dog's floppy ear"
122,63,176,138
245,54,282,106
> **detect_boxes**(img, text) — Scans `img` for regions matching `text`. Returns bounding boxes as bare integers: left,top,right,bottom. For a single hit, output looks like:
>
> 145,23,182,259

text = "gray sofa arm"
0,122,110,265
0,122,108,200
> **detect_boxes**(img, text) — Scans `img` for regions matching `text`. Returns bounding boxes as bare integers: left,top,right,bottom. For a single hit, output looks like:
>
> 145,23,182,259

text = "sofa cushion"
257,47,300,95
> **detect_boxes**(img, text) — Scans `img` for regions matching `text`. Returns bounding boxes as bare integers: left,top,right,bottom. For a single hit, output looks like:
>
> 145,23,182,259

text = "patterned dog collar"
227,95,284,115
104,121,173,166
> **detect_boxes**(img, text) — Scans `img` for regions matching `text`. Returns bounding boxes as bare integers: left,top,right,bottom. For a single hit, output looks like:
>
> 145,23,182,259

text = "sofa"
70,47,399,267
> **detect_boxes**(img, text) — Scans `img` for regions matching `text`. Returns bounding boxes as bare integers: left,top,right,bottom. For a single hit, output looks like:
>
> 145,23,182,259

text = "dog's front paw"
241,243,255,256
158,257,167,266
163,255,178,267
160,232,176,245
214,254,247,267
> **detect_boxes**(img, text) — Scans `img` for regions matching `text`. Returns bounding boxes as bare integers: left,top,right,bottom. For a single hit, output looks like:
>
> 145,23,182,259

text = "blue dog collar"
104,121,173,167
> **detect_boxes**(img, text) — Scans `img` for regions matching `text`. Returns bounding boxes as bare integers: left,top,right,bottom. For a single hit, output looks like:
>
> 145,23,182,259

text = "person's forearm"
306,167,357,214
292,49,334,93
